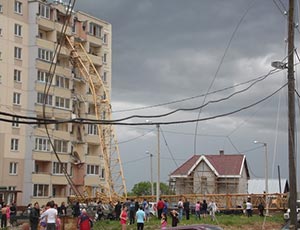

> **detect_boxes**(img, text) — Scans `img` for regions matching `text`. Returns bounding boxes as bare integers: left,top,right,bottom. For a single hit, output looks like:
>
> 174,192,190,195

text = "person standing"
195,201,201,220
73,202,80,218
40,201,58,230
156,198,164,219
129,199,136,224
161,212,167,230
208,200,217,221
1,204,8,228
136,206,146,230
246,198,253,217
170,210,179,227
77,209,92,230
29,202,40,230
258,202,264,217
120,205,127,230
115,201,122,221
177,198,183,221
183,199,190,220
201,200,207,218
58,202,67,216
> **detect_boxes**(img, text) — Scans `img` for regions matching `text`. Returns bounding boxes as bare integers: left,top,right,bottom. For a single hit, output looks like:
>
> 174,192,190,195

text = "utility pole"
287,0,297,228
156,124,160,203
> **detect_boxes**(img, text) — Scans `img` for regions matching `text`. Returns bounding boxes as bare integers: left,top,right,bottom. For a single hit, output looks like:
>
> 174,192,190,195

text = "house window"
11,138,19,151
14,24,22,36
52,162,67,175
14,1,22,14
37,70,50,83
37,92,52,105
54,140,68,153
39,4,50,19
55,75,69,89
13,92,21,105
0,4,3,13
87,124,98,135
55,96,70,109
0,28,2,36
89,23,102,38
33,184,49,197
9,162,18,175
14,47,22,59
35,138,51,152
14,69,21,82
12,117,20,128
87,165,99,175
38,48,53,62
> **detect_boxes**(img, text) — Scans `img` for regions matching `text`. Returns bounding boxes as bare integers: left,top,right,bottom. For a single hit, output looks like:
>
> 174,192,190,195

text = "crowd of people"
0,196,263,230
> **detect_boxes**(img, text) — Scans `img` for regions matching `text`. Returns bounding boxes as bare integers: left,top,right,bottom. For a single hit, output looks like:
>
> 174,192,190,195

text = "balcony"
51,175,68,185
37,16,54,31
32,173,51,184
36,38,54,50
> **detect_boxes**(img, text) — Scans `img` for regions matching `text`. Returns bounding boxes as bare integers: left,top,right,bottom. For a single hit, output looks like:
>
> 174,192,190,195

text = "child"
161,212,167,229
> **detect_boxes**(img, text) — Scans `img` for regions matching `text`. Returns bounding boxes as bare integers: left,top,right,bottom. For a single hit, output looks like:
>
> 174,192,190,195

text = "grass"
92,211,285,230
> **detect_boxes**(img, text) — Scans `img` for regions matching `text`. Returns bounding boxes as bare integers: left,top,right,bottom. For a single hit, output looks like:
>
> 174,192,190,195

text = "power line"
0,82,287,125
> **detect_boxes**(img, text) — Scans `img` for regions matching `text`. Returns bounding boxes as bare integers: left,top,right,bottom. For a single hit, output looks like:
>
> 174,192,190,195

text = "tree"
129,181,174,196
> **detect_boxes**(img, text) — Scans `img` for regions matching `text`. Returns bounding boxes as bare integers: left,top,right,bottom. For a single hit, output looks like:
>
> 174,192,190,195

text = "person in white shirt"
246,199,253,217
40,201,57,230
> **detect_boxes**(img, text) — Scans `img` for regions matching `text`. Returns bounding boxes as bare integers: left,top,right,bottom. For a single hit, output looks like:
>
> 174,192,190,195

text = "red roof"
170,154,248,177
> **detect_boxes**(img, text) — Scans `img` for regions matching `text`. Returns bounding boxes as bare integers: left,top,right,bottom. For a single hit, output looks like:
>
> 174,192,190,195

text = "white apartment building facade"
0,0,112,206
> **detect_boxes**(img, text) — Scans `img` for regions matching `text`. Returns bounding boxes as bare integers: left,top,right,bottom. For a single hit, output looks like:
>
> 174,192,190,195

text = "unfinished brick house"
169,150,250,195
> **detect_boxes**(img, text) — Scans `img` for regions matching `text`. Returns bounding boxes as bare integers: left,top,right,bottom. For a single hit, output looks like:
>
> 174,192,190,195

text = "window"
100,168,105,179
14,1,22,14
37,70,50,83
38,48,53,62
0,28,2,36
52,162,67,175
14,24,22,36
37,92,52,105
14,69,21,82
55,75,69,89
55,96,70,109
89,23,102,38
102,33,107,43
102,53,107,63
11,138,19,151
35,138,51,152
87,165,99,175
33,184,49,197
9,162,18,175
39,4,50,19
14,47,22,59
12,117,20,128
0,4,3,13
54,140,68,153
13,92,21,105
102,71,107,82
87,124,98,135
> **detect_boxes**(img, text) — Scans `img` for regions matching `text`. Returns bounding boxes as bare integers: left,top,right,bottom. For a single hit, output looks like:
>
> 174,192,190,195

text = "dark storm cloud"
74,0,297,189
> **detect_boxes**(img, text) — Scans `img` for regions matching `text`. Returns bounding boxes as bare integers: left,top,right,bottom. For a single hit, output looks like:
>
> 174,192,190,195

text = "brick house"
169,150,250,195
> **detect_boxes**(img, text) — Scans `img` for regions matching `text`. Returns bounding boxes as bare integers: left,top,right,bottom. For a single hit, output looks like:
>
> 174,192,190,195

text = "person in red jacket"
157,198,165,219
77,209,93,230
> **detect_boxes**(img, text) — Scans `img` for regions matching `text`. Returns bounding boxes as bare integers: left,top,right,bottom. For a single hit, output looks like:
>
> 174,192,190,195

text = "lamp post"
156,124,160,203
254,141,269,216
146,151,154,196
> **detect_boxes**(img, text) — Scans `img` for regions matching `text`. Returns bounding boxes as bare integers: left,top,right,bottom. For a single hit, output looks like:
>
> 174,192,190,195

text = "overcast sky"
74,0,300,191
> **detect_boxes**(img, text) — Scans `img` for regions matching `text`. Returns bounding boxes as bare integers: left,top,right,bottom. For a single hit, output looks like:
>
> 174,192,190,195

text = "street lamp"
146,151,154,196
254,140,269,216
146,120,160,202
